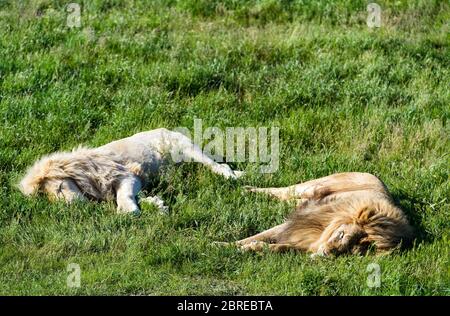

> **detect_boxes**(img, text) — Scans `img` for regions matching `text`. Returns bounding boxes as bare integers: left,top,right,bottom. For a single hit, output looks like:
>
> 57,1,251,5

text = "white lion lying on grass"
19,128,243,214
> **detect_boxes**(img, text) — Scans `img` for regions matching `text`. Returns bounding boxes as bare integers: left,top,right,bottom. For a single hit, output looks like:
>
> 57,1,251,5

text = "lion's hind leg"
168,130,244,179
244,185,298,201
245,172,388,202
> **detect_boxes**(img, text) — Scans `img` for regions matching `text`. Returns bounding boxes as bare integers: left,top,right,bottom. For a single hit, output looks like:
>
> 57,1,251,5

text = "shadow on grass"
392,191,433,247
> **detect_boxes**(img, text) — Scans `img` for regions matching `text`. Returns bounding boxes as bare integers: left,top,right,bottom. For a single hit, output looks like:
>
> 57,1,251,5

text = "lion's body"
19,128,242,214
236,172,413,256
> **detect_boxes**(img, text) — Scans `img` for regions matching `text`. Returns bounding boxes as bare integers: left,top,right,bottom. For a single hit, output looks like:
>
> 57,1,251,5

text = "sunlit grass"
0,0,448,295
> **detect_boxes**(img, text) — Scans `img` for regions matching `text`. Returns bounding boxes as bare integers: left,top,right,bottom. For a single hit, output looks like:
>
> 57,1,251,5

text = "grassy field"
0,0,449,295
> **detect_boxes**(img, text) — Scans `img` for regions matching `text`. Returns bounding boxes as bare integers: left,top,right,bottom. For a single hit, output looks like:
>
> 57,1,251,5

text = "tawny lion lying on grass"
221,172,414,257
19,128,243,214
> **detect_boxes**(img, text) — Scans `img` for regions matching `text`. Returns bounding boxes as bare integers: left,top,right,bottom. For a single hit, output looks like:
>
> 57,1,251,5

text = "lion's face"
41,178,64,200
321,223,368,256
42,178,84,202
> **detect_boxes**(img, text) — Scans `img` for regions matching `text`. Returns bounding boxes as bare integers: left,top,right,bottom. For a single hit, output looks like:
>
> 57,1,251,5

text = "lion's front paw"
239,240,267,252
310,245,328,258
117,205,141,216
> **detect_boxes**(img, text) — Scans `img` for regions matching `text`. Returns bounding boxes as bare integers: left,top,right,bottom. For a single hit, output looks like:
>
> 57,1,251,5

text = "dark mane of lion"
275,195,414,253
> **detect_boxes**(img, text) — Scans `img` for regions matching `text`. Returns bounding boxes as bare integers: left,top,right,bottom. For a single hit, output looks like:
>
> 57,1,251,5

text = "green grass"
0,0,449,295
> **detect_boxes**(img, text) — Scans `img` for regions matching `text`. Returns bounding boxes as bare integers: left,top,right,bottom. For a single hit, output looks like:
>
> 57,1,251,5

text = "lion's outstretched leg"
244,178,332,201
240,241,295,253
116,175,142,214
244,185,300,201
245,172,388,201
235,223,288,245
215,223,291,251
169,130,244,180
